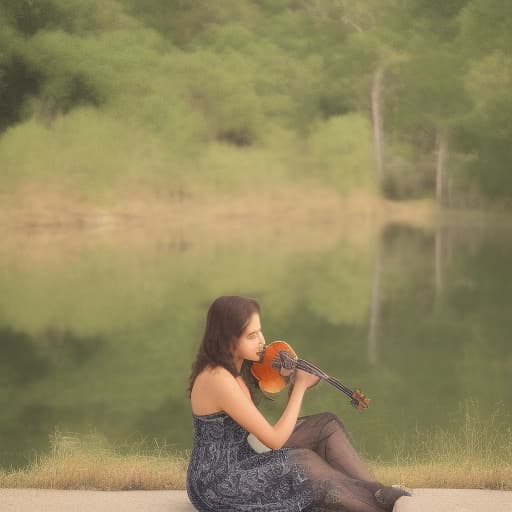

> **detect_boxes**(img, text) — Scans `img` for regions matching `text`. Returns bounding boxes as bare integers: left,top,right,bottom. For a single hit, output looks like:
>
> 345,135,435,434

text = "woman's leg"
284,413,411,511
288,447,383,512
284,412,374,481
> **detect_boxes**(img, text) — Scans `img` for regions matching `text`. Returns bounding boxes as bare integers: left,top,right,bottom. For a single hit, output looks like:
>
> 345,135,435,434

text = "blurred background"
1,0,511,471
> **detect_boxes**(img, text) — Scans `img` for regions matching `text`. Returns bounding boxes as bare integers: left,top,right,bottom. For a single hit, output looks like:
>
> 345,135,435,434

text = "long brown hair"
188,296,263,400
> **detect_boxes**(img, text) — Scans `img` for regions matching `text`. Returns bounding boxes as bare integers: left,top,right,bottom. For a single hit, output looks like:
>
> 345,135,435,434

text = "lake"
1,212,511,470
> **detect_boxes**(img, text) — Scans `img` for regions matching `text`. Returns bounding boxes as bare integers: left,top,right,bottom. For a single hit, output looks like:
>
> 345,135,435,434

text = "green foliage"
307,114,375,193
456,11,512,196
0,0,512,202
171,49,265,146
388,45,469,130
458,0,512,55
0,108,180,198
381,141,435,200
404,0,469,40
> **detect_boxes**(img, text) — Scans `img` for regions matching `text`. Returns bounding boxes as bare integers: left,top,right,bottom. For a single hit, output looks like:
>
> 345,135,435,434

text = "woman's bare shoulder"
196,365,232,383
191,366,236,415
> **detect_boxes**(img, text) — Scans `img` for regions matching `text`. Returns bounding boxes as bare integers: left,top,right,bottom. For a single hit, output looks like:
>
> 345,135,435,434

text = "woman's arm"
209,367,317,450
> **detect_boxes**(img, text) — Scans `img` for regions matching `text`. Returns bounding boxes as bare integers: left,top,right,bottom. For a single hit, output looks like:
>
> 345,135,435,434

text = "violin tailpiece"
278,351,297,370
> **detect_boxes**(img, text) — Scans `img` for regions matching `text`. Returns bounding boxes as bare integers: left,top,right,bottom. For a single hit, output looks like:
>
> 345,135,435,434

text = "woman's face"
233,312,266,364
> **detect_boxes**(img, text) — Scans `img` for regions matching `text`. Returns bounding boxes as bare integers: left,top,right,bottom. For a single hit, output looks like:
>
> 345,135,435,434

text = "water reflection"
1,218,511,470
0,326,50,385
0,327,104,468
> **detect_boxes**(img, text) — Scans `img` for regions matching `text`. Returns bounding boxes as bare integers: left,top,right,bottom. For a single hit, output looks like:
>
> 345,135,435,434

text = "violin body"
250,341,297,393
250,340,370,412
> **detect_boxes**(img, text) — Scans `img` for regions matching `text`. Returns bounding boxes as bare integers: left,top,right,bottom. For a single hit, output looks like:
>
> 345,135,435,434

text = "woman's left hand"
294,368,320,389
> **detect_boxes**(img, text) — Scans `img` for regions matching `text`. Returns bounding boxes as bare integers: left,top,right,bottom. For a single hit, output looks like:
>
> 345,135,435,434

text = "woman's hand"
293,368,320,390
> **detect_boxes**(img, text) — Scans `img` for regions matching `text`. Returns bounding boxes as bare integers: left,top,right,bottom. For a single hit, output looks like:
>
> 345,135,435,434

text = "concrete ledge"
1,488,511,511
0,489,194,512
395,488,512,512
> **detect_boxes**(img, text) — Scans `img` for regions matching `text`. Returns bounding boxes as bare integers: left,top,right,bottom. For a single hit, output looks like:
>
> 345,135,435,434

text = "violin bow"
273,350,370,412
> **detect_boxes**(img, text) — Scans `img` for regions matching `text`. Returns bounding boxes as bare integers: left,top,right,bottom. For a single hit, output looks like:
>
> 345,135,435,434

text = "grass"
1,401,510,491
371,400,512,490
373,462,512,491
0,432,188,491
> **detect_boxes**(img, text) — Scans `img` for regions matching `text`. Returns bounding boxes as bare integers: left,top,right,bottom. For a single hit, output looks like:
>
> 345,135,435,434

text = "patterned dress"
186,411,402,512
187,411,313,511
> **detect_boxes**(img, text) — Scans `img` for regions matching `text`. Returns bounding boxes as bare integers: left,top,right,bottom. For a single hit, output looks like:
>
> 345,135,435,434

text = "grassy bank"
372,402,512,490
1,402,510,491
0,432,188,491
373,400,512,490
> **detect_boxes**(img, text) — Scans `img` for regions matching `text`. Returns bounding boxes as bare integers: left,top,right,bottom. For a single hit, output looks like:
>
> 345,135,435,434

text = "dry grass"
0,184,439,269
0,183,439,233
0,433,187,491
372,400,512,491
2,441,509,491
372,462,512,491
0,184,439,270
2,401,511,491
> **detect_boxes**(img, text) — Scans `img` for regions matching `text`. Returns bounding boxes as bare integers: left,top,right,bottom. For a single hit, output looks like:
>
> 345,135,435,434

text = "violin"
250,341,370,412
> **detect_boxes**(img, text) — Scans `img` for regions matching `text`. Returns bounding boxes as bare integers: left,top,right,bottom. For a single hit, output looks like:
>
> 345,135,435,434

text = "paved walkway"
1,488,511,511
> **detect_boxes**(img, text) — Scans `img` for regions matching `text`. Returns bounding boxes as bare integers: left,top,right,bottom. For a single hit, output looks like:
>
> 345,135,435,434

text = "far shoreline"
1,184,444,233
3,183,510,238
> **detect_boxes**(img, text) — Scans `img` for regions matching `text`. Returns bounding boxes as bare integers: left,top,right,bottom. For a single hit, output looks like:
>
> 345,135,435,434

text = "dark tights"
283,412,407,512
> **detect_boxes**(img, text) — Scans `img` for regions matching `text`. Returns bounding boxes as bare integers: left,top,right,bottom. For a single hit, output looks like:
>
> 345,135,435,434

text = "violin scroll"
351,389,371,411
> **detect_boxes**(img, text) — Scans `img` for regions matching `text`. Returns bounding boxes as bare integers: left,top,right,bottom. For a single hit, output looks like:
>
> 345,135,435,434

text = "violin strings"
275,349,368,410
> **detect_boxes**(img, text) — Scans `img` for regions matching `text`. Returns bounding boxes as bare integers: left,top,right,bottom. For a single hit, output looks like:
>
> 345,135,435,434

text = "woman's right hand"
294,368,320,390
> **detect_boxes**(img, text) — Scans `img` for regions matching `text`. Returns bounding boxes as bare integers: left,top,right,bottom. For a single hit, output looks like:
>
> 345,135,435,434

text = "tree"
452,0,512,198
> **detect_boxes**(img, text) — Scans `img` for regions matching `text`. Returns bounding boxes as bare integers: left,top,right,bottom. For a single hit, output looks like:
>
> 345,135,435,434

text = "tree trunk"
371,64,385,180
367,242,382,365
436,132,448,206
435,226,444,298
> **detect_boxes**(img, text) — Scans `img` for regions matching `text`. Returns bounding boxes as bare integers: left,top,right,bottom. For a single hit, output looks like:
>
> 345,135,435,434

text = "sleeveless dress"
187,411,313,511
186,411,402,512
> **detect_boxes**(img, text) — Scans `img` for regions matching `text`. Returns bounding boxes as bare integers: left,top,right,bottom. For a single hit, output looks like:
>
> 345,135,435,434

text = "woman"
187,295,411,511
